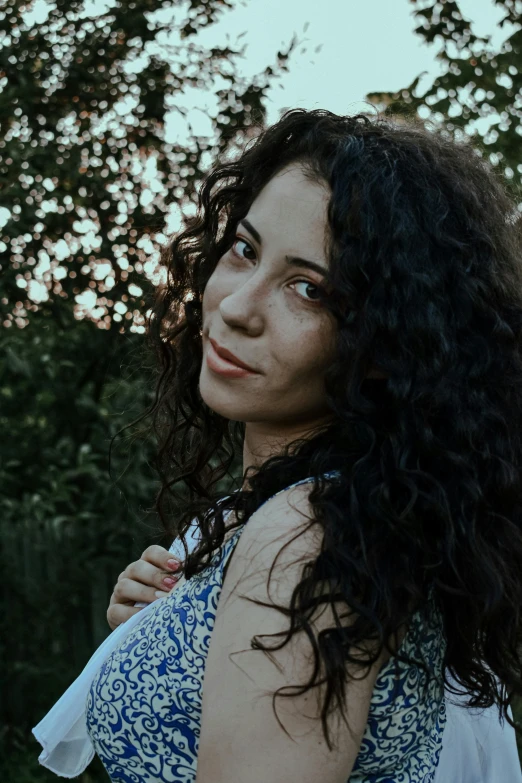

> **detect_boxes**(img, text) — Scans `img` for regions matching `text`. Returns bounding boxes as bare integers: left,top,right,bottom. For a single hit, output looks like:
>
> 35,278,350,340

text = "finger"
111,577,164,606
107,603,144,631
126,559,182,592
141,544,183,571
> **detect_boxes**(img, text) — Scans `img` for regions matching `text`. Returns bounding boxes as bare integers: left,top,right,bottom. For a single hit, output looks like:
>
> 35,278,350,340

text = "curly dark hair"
138,108,522,750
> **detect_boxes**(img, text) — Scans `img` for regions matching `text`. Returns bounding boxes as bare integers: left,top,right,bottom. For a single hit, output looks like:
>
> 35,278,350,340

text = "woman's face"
199,163,337,429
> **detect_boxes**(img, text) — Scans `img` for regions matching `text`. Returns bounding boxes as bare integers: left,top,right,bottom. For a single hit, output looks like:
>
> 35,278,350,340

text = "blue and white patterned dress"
85,474,447,782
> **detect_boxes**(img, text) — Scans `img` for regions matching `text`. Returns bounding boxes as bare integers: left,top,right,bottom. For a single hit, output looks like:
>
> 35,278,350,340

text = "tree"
0,0,295,331
0,314,155,758
366,0,522,205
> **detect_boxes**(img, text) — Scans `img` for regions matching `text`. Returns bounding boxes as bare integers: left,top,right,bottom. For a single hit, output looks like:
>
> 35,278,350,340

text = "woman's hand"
107,545,183,631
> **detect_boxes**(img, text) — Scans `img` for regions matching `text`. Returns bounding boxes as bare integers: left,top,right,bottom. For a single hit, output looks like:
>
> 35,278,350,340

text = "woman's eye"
229,237,324,305
231,237,256,261
292,280,323,304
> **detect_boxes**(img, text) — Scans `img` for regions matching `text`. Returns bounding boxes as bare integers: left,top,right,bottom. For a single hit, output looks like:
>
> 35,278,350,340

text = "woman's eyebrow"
239,218,329,279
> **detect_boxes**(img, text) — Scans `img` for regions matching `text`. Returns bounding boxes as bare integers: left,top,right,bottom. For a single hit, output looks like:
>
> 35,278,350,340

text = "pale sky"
21,0,517,143
164,0,516,139
213,0,509,122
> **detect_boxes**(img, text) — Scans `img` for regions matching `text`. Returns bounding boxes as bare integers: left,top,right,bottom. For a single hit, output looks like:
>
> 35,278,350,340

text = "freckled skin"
199,164,338,479
199,163,386,484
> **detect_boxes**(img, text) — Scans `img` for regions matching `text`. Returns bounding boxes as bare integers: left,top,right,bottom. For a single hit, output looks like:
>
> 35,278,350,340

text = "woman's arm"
195,483,386,783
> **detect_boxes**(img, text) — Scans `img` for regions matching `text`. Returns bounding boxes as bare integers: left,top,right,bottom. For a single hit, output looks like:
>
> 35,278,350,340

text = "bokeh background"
1,0,521,779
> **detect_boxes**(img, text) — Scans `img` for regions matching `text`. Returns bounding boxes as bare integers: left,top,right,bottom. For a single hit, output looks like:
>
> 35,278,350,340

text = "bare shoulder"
197,481,381,783
220,480,326,609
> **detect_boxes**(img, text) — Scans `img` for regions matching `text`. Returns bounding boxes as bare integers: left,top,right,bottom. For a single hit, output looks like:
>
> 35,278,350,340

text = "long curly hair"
139,108,522,750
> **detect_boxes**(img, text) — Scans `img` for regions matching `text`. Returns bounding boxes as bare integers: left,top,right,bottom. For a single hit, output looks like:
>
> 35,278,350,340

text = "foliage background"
0,0,521,778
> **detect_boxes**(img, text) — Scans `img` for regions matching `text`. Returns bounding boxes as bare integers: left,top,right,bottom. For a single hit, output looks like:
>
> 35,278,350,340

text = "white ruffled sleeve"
32,523,203,778
434,675,522,783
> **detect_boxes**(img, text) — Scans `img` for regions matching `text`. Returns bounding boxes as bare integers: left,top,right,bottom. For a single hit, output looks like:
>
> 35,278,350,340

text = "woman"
37,109,522,781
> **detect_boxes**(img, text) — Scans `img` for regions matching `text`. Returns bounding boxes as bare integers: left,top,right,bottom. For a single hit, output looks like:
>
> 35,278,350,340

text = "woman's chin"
198,381,249,421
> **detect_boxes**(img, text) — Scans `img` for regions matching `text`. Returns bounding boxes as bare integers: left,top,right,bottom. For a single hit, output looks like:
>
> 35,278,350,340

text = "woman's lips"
209,338,257,371
206,341,258,378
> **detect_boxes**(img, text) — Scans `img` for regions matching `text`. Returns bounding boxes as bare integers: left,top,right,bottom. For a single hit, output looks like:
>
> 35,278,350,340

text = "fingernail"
163,577,176,587
167,560,180,571
155,591,166,599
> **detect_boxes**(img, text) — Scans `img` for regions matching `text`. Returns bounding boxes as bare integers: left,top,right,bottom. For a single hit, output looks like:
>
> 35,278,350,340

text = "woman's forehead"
247,165,330,242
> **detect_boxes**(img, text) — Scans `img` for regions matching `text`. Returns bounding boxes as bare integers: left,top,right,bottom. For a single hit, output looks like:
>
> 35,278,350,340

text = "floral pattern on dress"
86,474,446,782
350,595,447,782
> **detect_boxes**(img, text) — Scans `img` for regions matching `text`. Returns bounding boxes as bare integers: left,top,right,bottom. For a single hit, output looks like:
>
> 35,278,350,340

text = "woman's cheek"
204,266,234,304
202,273,222,313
